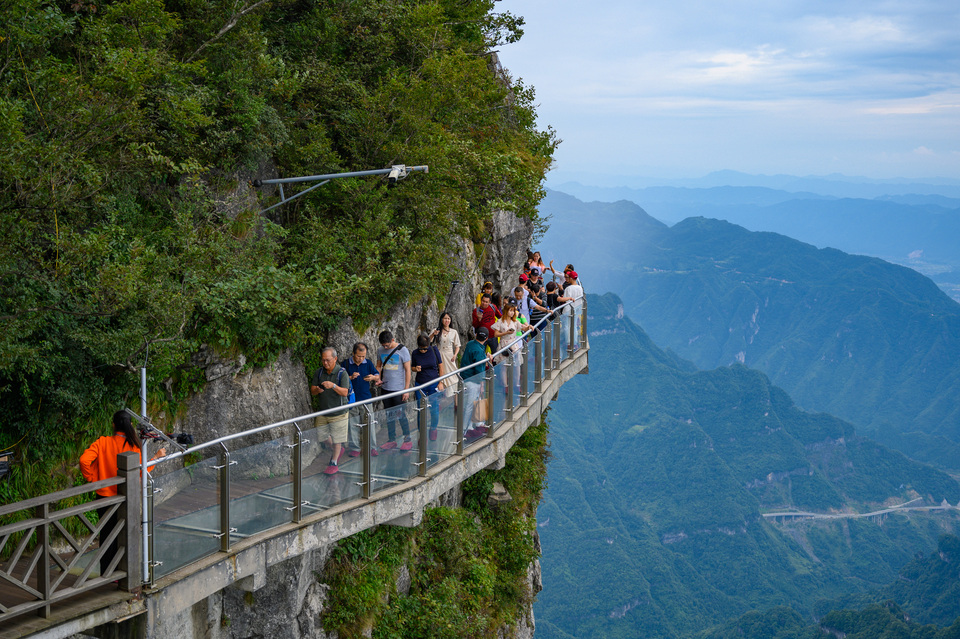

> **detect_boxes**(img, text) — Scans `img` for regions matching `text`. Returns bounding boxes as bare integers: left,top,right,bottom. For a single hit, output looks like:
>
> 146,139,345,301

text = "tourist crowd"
309,250,583,474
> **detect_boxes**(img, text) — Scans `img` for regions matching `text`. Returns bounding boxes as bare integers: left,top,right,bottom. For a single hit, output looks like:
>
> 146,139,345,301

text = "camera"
387,165,407,187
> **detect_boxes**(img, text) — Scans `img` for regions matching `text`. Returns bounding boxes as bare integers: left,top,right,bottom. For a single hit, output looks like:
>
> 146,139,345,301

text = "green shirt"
311,365,349,415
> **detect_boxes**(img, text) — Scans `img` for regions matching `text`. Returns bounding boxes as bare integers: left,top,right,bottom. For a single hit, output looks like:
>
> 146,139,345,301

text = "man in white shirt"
557,271,584,350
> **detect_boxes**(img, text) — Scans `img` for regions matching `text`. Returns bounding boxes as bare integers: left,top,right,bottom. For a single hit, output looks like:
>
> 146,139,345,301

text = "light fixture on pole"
252,164,429,215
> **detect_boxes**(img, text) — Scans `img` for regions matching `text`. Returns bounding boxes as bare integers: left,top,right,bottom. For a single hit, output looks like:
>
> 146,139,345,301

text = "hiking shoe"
348,449,360,458
399,439,413,451
429,429,438,441
323,463,339,475
380,441,398,450
371,447,379,457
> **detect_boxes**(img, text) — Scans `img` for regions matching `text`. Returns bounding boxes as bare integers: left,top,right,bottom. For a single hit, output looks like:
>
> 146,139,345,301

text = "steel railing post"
582,297,588,347
292,422,303,523
505,353,514,419
552,316,561,370
417,390,428,477
218,444,232,552
520,340,529,408
455,375,465,455
568,305,577,354
362,408,373,498
147,475,156,585
485,364,495,438
534,330,544,393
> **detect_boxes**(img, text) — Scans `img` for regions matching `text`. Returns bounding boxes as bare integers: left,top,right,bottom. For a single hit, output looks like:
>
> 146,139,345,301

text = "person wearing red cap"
557,270,584,350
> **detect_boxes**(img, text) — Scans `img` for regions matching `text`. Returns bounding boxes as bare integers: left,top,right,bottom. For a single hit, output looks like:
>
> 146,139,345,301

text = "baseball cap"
567,270,578,279
529,268,540,276
476,327,489,340
519,273,529,282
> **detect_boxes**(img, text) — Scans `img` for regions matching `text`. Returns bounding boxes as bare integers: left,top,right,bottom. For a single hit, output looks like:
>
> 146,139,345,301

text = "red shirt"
473,305,496,331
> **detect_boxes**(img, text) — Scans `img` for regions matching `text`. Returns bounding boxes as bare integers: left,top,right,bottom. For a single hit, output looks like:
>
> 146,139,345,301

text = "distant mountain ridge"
539,190,960,470
545,183,960,300
536,293,960,639
547,170,960,196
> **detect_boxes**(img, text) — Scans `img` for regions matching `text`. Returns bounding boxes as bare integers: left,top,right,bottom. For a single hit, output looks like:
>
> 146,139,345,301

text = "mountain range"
538,190,960,470
535,293,960,638
548,182,960,301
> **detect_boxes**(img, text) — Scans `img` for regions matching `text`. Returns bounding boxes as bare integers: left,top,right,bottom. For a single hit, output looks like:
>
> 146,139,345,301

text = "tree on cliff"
0,0,557,490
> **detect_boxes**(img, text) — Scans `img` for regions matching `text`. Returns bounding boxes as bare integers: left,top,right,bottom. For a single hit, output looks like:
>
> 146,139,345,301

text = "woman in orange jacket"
79,410,163,577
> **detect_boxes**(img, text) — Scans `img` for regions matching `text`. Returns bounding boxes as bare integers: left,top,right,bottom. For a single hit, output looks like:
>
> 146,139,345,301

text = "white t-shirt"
493,318,523,351
562,284,583,313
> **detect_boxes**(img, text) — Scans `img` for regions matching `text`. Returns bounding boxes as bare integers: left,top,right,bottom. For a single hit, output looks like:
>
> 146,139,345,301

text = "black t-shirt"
527,280,543,304
410,346,442,385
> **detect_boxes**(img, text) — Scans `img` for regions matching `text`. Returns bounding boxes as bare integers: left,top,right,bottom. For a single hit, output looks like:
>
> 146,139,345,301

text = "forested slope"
540,190,960,469
535,293,960,639
0,0,556,497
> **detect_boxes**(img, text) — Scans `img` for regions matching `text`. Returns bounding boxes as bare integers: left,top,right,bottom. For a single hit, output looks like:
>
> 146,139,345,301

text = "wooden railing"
0,451,141,622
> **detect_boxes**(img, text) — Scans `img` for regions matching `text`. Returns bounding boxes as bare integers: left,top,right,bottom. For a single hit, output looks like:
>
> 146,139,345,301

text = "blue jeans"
423,383,440,431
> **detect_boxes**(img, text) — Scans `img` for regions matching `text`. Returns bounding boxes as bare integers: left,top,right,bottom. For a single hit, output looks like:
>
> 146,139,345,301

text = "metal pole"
147,476,155,585
362,408,372,499
534,331,544,393
139,366,150,586
292,423,303,523
553,316,562,369
455,375,465,456
218,444,232,552
417,391,428,477
485,364,495,438
520,341,529,408
505,355,514,420
582,297,588,347
257,165,429,186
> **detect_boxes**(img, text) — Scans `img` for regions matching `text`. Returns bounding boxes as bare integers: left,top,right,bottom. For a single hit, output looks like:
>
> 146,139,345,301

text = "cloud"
500,0,960,177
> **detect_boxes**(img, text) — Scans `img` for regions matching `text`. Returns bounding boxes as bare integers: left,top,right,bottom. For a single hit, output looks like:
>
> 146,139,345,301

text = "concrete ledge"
27,346,587,637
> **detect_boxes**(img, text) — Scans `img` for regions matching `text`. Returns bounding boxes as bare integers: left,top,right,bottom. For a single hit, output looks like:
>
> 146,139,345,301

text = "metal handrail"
152,297,583,465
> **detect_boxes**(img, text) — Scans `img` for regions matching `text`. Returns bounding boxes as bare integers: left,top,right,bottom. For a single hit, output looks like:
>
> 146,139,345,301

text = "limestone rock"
487,481,513,509
175,350,311,456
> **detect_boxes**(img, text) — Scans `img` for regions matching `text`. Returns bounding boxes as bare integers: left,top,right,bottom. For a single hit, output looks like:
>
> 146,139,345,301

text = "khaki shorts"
314,413,349,444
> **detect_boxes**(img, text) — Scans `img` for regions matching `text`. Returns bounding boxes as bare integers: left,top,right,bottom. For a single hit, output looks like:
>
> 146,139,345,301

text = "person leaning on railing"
80,410,163,579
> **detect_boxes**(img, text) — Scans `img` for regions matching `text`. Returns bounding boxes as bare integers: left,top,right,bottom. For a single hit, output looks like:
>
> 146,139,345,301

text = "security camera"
387,165,407,187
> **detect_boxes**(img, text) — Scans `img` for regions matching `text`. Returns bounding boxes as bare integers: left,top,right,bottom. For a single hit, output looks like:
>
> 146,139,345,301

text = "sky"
498,0,960,181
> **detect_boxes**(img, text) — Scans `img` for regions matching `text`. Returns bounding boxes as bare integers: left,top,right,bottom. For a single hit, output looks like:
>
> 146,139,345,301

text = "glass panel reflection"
228,433,294,539
152,457,221,578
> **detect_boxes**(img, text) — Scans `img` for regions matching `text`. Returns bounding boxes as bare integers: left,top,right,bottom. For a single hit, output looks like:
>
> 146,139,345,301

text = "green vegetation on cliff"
321,415,549,638
0,0,556,495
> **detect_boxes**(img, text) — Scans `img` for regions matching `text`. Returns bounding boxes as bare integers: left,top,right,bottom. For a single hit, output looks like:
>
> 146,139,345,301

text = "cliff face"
169,208,533,448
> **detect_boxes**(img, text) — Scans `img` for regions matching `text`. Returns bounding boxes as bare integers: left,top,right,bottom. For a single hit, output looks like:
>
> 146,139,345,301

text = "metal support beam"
292,422,303,523
362,408,373,499
417,391,428,477
485,365,495,438
455,375,465,456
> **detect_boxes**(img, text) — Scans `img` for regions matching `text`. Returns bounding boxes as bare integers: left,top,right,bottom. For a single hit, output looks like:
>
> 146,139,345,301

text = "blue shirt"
341,358,378,402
